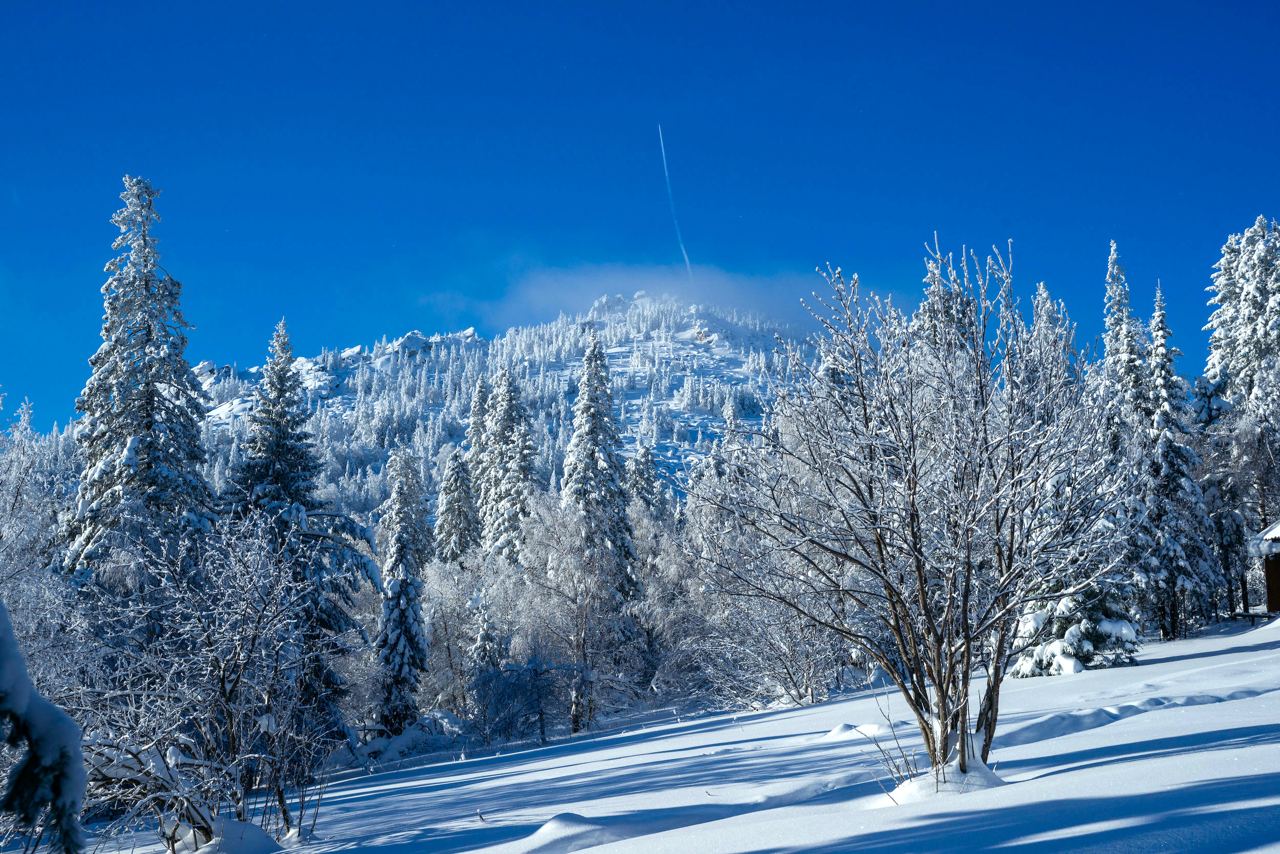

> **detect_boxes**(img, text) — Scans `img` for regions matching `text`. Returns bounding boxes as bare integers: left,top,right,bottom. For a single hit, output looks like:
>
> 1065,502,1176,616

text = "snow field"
176,619,1280,853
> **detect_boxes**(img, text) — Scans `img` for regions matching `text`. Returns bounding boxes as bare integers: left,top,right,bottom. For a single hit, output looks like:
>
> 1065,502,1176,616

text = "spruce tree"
1203,216,1280,606
465,377,491,513
228,319,321,512
559,334,641,730
480,370,533,564
374,449,432,736
1143,287,1220,637
1012,284,1138,676
624,441,666,519
228,320,377,738
434,446,480,564
1096,243,1153,622
66,176,213,577
1099,242,1151,454
1205,216,1280,406
1192,376,1251,612
562,334,633,581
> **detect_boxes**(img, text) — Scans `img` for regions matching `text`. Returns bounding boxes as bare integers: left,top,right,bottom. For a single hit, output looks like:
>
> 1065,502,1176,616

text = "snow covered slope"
133,620,1275,853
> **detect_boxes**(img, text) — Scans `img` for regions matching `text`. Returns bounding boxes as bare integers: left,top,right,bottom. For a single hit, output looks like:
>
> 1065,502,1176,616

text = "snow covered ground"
295,621,1280,850
96,618,1280,852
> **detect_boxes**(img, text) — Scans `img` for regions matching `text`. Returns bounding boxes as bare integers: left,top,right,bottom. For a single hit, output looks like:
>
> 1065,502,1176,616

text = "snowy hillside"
97,619,1280,853
194,292,798,513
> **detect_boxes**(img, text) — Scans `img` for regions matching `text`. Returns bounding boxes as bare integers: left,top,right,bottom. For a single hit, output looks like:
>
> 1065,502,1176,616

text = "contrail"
658,124,693,281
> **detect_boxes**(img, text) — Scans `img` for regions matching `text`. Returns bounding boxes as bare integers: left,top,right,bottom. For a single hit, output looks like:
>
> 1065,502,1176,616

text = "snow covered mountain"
193,292,802,515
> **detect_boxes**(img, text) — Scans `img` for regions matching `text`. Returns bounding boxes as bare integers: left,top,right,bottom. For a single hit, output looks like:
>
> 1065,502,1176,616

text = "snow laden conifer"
463,601,508,742
374,449,432,736
625,441,666,519
66,176,213,578
1141,287,1220,637
479,370,534,564
1099,242,1152,453
226,320,378,739
1011,284,1139,677
1205,216,1280,407
1203,216,1280,608
434,446,480,565
229,319,322,510
1094,243,1154,622
555,333,641,731
465,377,491,508
1192,375,1252,613
562,334,634,580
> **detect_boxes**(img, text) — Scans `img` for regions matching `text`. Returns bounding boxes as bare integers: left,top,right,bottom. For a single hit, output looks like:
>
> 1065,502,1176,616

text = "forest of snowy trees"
1,178,1278,850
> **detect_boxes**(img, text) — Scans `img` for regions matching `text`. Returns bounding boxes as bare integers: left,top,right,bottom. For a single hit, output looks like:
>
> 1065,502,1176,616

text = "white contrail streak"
658,124,693,281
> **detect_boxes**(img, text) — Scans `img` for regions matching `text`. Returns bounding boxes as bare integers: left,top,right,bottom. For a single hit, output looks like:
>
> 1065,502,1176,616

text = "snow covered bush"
80,514,344,849
1010,596,1138,677
693,247,1128,771
0,600,85,853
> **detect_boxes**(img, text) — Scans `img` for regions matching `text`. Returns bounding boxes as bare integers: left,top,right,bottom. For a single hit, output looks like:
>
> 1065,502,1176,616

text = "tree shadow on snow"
1136,635,1280,668
995,723,1280,780
767,772,1280,853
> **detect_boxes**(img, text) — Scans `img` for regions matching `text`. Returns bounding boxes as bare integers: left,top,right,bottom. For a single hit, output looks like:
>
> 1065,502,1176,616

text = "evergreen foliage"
374,449,432,735
66,176,213,578
1141,287,1220,637
434,446,480,565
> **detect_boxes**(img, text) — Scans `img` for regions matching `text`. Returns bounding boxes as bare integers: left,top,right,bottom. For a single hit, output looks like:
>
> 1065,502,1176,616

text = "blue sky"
1,1,1277,427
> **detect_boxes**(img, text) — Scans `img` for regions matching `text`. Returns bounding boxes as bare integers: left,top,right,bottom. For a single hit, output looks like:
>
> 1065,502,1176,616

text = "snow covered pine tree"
558,333,641,732
1141,286,1220,637
65,175,214,581
225,320,378,745
375,449,432,736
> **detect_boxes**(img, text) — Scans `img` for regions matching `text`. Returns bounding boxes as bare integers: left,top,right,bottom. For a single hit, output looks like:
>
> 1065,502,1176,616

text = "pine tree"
558,334,640,730
465,377,491,512
374,449,432,736
434,446,480,564
1192,376,1251,613
1142,287,1220,638
1203,216,1280,608
1205,216,1280,406
228,321,378,739
1011,284,1138,677
480,370,533,564
624,441,666,519
66,176,213,577
1095,243,1154,626
562,334,633,580
0,402,64,575
464,602,509,743
228,319,321,512
1099,242,1151,455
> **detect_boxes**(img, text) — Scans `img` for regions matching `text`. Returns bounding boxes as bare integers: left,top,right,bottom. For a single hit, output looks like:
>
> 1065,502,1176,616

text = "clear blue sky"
1,1,1277,428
